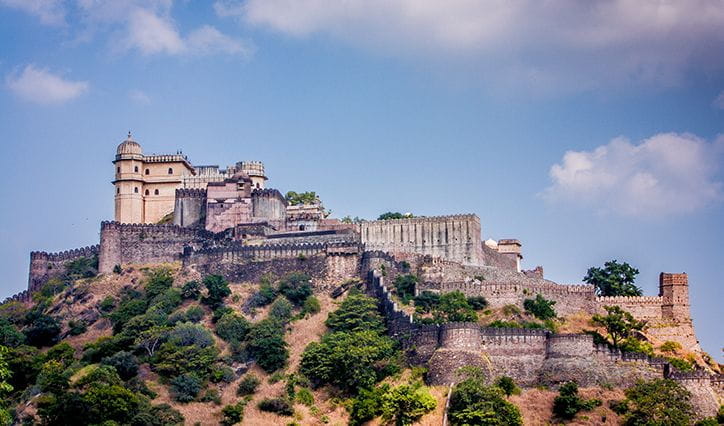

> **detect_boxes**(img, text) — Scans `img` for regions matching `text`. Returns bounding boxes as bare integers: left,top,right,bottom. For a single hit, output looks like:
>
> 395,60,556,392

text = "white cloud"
541,133,724,217
128,89,151,105
6,65,88,105
187,25,253,56
713,91,724,109
0,0,65,25
124,8,185,55
215,0,724,92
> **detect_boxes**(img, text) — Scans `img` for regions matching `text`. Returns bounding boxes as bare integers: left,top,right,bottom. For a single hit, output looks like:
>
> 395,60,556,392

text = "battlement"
100,221,216,239
175,188,207,198
251,188,285,200
364,213,479,225
143,154,190,164
597,295,664,305
30,245,100,261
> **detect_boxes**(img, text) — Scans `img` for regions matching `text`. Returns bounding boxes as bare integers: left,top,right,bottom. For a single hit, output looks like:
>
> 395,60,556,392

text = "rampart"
359,215,484,266
28,245,100,292
98,221,216,273
173,188,207,228
596,295,664,320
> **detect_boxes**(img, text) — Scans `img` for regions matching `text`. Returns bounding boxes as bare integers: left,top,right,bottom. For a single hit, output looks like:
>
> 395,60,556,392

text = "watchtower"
239,161,267,189
659,272,690,321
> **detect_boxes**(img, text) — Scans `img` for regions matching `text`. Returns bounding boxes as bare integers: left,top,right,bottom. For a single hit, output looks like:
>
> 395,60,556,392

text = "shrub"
221,401,247,425
349,386,387,425
145,269,174,300
201,388,222,404
247,319,288,372
82,383,142,424
202,275,231,308
170,373,202,403
295,388,314,406
448,369,522,425
380,382,437,426
113,264,123,275
250,283,278,307
502,304,521,315
435,291,477,323
302,296,321,316
495,376,520,396
216,313,251,343
65,255,99,280
109,299,148,333
212,305,234,323
270,297,294,322
210,364,236,383
131,404,184,426
393,274,418,302
101,351,139,380
659,341,682,353
325,293,385,334
523,294,557,320
278,273,313,306
552,381,601,420
152,323,218,378
24,315,61,347
258,397,294,416
666,356,694,372
413,291,440,313
467,296,488,310
623,379,694,425
237,374,261,396
0,318,25,347
620,338,654,356
68,319,87,336
181,281,201,300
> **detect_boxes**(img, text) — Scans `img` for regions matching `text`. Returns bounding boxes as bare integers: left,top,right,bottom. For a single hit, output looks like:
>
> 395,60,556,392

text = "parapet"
30,245,100,262
175,188,207,198
596,295,664,305
363,213,480,225
252,188,286,202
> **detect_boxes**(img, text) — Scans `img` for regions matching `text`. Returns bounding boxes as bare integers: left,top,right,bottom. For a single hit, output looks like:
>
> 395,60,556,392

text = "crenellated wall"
98,221,215,273
359,215,484,266
28,245,100,292
173,188,207,228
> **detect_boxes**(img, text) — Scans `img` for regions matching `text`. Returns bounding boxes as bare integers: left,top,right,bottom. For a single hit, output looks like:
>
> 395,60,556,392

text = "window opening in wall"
134,187,138,193
117,167,120,173
145,189,149,195
134,166,139,173
154,189,159,195
145,169,150,175
116,188,120,194
168,168,173,174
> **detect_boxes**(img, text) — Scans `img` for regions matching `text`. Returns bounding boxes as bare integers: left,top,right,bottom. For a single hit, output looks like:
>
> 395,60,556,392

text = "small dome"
116,132,142,156
231,171,251,181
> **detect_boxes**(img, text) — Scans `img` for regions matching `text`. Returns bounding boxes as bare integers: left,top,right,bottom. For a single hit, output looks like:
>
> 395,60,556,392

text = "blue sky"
0,1,722,359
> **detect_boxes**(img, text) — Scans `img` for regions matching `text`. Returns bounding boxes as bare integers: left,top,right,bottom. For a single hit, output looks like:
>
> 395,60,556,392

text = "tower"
113,132,144,223
659,272,690,321
239,161,267,189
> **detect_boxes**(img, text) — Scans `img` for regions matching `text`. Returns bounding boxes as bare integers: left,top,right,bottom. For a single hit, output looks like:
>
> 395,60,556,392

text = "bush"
295,388,314,406
24,315,61,347
170,373,202,403
65,255,99,280
216,313,251,343
269,297,294,322
185,305,205,323
278,273,313,306
250,283,278,307
131,404,184,426
201,388,222,404
202,275,231,308
620,338,654,356
552,381,601,420
181,281,201,300
82,383,142,424
448,369,522,425
258,397,294,416
152,323,218,378
101,351,139,380
523,294,557,320
247,319,288,372
210,364,236,383
237,374,261,396
413,291,440,313
221,401,247,425
212,305,234,323
350,386,387,425
659,341,682,353
302,296,321,316
467,296,488,310
380,382,437,426
666,356,694,372
68,319,87,336
495,376,520,396
109,299,148,333
325,293,385,334
113,264,123,274
623,379,694,425
145,269,174,300
393,274,418,302
0,318,25,347
435,291,477,323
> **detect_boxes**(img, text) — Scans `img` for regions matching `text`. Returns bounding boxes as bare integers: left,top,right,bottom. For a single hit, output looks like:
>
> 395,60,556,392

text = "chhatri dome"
116,131,143,156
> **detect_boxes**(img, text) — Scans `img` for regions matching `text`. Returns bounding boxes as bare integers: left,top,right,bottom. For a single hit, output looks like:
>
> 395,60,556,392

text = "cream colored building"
113,134,267,224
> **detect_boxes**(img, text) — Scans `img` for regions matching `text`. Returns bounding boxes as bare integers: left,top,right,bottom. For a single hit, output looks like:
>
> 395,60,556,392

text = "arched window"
145,189,149,196
256,183,260,188
145,169,150,175
154,189,159,195
134,187,139,194
168,168,173,174
134,166,139,173
116,188,120,194
117,167,120,174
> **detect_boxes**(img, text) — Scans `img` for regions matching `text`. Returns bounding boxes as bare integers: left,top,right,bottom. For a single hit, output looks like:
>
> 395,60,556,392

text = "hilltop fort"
13,134,723,417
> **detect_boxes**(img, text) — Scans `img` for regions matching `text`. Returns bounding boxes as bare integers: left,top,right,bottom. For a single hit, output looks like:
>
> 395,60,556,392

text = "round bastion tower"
239,161,267,189
113,132,144,223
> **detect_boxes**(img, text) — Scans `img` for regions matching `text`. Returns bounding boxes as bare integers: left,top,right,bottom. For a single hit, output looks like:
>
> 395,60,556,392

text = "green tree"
623,379,695,425
436,291,478,323
448,368,522,426
246,319,288,372
269,297,294,322
325,293,385,334
170,373,202,403
202,275,231,308
221,401,247,425
393,274,418,301
523,294,557,320
144,268,174,300
181,280,201,300
494,376,520,397
101,351,139,381
278,273,313,306
24,314,61,347
216,312,251,342
82,383,142,423
592,306,646,348
0,346,13,426
285,191,320,206
377,212,413,220
0,318,25,347
152,323,218,378
552,381,601,420
584,260,642,296
380,382,437,426
300,331,398,393
413,291,440,314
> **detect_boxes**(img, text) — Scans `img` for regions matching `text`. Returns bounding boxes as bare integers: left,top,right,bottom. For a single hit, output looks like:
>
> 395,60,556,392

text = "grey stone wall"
173,188,206,228
28,245,100,292
252,188,287,222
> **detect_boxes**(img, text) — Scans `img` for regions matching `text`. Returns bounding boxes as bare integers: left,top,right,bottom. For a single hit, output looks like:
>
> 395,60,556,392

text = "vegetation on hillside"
584,260,642,297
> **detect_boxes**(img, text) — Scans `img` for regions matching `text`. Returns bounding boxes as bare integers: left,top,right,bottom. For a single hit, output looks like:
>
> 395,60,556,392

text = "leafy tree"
82,383,142,423
467,296,488,310
269,297,294,322
135,326,169,357
0,317,25,347
620,337,654,356
144,269,174,300
7,344,43,391
377,212,413,220
448,368,522,426
65,255,99,280
523,294,557,320
494,376,520,397
101,351,139,381
325,293,385,334
170,373,202,403
221,401,247,425
380,382,437,426
350,385,387,425
24,314,61,347
393,274,418,302
302,295,321,315
152,323,218,378
623,379,694,426
436,291,478,323
584,260,642,296
67,319,87,336
258,397,294,416
75,365,123,388
0,346,13,426
181,280,201,300
202,275,231,308
278,273,313,306
413,291,440,313
109,298,148,333
131,404,184,426
246,319,288,372
37,360,70,394
0,301,29,325
552,381,601,420
592,306,646,348
249,281,278,307
300,330,398,393
45,342,75,367
237,374,260,396
285,191,320,206
216,312,251,342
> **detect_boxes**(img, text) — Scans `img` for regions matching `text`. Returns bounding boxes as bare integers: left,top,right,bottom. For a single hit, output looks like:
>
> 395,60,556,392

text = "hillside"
0,261,721,425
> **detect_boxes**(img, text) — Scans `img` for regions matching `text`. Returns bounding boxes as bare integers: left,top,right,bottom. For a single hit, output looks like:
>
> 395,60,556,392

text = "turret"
659,273,690,321
113,132,144,223
497,239,522,272
239,161,267,189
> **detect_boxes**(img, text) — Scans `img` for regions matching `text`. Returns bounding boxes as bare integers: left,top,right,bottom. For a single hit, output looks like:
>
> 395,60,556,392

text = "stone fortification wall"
481,244,517,270
173,188,206,228
252,189,287,222
596,295,664,320
265,229,360,245
2,290,31,304
185,241,361,289
28,245,100,292
359,215,483,266
98,221,215,273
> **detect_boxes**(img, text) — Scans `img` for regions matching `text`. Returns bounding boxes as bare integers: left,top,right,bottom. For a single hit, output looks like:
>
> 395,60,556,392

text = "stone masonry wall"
359,214,484,266
28,245,100,292
173,188,206,228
